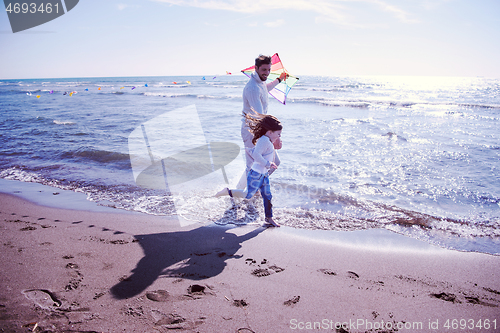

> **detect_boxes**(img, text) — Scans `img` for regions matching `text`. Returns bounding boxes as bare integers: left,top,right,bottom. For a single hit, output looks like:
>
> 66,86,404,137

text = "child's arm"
273,150,280,168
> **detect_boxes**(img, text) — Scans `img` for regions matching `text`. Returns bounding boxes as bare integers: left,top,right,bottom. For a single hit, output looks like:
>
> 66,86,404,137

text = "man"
241,55,287,174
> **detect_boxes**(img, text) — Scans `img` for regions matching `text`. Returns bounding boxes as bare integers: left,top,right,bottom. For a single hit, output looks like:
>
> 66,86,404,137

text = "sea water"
0,75,499,254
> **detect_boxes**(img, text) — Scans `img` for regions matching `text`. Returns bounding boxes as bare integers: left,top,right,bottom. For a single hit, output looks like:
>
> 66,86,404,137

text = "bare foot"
265,217,280,227
215,188,229,197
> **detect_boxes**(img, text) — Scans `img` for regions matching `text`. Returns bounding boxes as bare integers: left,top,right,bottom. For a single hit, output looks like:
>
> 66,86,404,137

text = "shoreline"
1,184,499,332
1,177,498,256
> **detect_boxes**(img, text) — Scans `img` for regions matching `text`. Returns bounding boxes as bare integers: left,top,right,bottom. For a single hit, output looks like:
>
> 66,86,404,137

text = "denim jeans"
246,169,273,218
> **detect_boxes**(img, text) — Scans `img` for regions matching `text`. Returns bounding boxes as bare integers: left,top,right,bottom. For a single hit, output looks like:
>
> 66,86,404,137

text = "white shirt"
242,71,280,120
249,135,276,174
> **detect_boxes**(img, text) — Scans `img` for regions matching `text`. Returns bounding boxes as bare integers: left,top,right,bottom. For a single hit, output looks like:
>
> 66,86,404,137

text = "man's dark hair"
255,55,272,68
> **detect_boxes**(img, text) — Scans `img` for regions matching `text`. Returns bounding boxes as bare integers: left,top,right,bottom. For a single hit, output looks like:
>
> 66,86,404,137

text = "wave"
288,97,372,108
156,84,191,88
457,103,500,109
287,96,500,110
143,92,239,100
0,167,175,214
58,148,131,166
16,89,500,111
53,120,76,125
270,183,500,241
296,84,372,92
23,89,42,94
1,166,498,254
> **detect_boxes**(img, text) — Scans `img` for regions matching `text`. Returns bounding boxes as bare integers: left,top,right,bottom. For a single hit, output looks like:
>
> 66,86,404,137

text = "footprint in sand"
245,258,257,265
22,289,61,310
318,268,337,276
151,310,185,326
233,299,248,307
188,284,206,295
146,290,170,302
93,292,106,300
151,310,205,330
252,268,271,277
269,265,285,273
429,292,497,307
249,259,285,277
484,287,500,295
284,296,300,306
184,284,216,298
64,264,83,291
430,292,459,303
347,271,360,279
20,226,36,231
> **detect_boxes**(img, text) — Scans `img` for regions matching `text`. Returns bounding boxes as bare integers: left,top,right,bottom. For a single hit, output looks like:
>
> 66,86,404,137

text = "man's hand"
278,72,288,82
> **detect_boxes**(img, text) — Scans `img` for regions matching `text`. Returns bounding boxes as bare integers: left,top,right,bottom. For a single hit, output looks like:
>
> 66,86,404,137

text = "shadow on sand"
110,220,265,299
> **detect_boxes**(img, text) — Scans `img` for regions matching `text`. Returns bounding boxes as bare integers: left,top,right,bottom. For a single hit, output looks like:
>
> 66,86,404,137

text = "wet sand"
1,192,499,332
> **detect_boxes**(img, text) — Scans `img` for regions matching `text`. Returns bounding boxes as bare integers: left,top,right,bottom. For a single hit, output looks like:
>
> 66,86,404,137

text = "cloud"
421,0,453,11
368,0,419,24
117,4,142,11
151,0,418,27
264,19,285,28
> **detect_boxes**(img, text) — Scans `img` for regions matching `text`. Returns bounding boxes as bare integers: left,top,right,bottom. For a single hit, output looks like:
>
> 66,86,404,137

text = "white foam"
0,178,120,213
53,120,76,125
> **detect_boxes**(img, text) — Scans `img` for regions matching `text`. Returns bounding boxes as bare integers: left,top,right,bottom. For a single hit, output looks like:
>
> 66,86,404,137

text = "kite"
241,53,298,105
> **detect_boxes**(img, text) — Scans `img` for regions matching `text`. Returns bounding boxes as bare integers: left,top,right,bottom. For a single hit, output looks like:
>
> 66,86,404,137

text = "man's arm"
266,72,288,92
266,79,280,92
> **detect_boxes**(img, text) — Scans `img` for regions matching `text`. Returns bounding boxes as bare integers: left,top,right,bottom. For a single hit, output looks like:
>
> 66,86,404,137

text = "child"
215,113,282,227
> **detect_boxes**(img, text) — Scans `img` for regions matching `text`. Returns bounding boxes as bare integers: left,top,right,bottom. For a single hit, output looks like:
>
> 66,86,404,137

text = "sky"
1,0,499,79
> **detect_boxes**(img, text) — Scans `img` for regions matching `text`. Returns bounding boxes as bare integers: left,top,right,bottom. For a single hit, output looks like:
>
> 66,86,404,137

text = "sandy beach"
1,192,499,333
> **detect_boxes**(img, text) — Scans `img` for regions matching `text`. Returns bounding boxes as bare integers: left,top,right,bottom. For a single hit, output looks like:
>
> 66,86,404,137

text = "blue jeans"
246,169,273,218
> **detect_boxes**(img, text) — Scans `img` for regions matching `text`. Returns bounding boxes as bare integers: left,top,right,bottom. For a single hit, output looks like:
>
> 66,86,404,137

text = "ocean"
0,75,499,254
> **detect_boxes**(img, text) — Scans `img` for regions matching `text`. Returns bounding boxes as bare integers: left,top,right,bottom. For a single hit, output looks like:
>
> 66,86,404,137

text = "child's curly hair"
244,109,282,145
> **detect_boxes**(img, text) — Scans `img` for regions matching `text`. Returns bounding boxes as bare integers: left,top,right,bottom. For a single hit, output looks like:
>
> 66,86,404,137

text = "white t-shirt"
249,135,275,174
